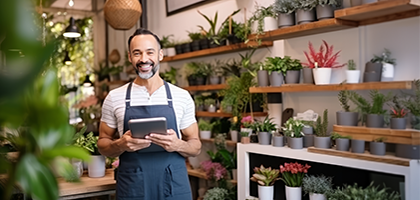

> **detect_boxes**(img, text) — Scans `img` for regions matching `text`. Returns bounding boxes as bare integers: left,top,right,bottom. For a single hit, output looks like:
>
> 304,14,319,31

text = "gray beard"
138,64,160,80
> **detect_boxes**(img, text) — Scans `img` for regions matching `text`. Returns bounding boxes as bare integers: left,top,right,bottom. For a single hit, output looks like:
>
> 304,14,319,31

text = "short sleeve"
179,92,196,130
101,93,117,129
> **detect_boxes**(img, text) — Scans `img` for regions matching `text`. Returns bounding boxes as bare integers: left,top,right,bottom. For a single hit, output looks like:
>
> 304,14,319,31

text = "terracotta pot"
241,137,250,144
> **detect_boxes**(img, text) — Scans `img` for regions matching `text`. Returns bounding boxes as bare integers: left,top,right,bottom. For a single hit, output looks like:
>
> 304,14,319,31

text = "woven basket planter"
104,0,142,30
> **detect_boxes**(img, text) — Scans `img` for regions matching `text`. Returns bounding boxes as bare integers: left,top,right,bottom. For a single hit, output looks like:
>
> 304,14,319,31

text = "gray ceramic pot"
336,138,350,151
366,114,384,128
278,12,295,28
257,70,269,87
285,70,300,84
396,144,420,159
302,126,313,135
316,5,334,20
363,71,381,82
269,71,284,86
351,139,365,153
296,9,316,24
288,137,303,149
370,141,386,156
258,132,272,145
336,111,359,126
303,134,314,148
209,75,221,85
364,62,382,82
272,135,284,147
391,118,406,129
314,136,331,149
302,68,314,84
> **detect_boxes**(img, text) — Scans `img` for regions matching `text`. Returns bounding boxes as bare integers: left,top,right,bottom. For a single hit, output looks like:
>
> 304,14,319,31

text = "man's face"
128,35,163,80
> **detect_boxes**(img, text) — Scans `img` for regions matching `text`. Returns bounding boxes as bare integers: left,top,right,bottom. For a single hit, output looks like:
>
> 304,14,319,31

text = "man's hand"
119,130,152,152
145,129,183,152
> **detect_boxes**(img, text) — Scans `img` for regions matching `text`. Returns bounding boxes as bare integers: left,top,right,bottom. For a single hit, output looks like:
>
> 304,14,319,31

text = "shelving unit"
201,138,237,147
187,167,237,185
248,0,420,41
249,81,413,93
196,111,267,118
183,84,226,91
333,125,420,145
161,41,273,62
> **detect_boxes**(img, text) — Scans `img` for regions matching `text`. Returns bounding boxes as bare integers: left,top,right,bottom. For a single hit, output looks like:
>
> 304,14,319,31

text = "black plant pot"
227,34,242,44
199,38,210,50
336,111,359,126
195,76,207,85
363,62,382,82
187,76,197,86
182,43,192,53
190,40,201,51
174,44,183,55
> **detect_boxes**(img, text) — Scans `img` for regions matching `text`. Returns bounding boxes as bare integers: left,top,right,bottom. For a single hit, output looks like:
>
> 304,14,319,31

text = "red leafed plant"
302,40,346,68
391,108,407,118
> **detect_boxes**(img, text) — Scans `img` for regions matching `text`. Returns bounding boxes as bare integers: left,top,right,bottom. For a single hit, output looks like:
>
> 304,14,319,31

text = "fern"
315,109,329,137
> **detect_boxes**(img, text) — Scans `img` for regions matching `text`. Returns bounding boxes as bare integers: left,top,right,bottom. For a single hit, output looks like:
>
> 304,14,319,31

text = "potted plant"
370,48,397,81
317,0,342,20
250,4,277,34
197,10,226,47
282,118,305,149
346,59,360,83
198,119,215,139
74,131,106,178
336,90,359,126
209,61,224,85
264,56,284,86
187,31,203,52
255,116,277,145
292,0,318,24
229,116,240,142
283,56,303,84
250,165,281,200
302,175,333,200
273,0,296,28
328,182,400,200
302,40,346,85
159,66,178,85
280,162,311,200
301,120,315,147
390,95,407,129
331,132,351,151
108,65,123,81
370,137,386,156
350,90,392,128
161,34,176,56
314,109,331,149
257,62,269,87
203,187,230,200
204,98,217,112
183,61,210,86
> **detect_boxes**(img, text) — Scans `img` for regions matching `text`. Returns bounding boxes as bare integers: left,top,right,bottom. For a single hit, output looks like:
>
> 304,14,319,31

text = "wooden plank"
58,169,116,197
360,8,420,25
249,81,413,93
161,41,273,62
248,19,357,41
335,0,420,22
307,147,410,166
196,112,267,118
183,84,226,91
201,138,237,147
333,125,420,145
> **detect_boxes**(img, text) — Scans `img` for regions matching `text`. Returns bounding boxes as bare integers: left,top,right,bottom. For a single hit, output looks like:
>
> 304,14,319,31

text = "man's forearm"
177,138,201,157
98,138,126,157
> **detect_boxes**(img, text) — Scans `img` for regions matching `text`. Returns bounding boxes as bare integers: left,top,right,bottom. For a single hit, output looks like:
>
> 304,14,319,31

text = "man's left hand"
145,129,183,152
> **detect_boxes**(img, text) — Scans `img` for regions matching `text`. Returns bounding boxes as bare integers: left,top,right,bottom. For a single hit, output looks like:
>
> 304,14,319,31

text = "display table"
58,169,116,200
237,143,420,200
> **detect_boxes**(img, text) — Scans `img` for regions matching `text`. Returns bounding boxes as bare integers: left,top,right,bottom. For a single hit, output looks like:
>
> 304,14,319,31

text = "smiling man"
98,28,201,200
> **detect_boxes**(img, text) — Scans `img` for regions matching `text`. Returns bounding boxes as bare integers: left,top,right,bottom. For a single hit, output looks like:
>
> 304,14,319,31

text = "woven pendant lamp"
104,0,142,30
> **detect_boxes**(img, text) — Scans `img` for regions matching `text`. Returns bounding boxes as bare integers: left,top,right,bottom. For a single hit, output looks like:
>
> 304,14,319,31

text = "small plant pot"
272,135,284,147
296,9,316,25
366,114,384,128
288,137,303,149
391,118,406,129
314,136,331,149
207,105,216,113
395,144,420,159
241,136,250,144
316,5,334,20
199,38,209,50
310,193,327,200
258,185,274,200
313,68,332,85
351,139,365,153
364,62,382,82
278,12,295,28
258,70,269,87
336,138,350,151
258,132,272,145
302,126,313,135
263,17,278,32
182,43,191,53
174,44,183,54
370,141,386,156
285,70,301,84
209,75,221,85
200,130,211,139
336,111,359,126
88,155,106,178
346,70,360,83
382,63,394,79
190,40,200,51
285,186,302,200
230,130,238,142
195,76,207,85
302,68,314,84
269,71,284,86
303,134,314,148
165,47,176,57
363,71,381,82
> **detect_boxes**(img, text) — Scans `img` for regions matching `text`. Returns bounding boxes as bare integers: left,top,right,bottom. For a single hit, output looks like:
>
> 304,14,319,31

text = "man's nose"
139,54,149,62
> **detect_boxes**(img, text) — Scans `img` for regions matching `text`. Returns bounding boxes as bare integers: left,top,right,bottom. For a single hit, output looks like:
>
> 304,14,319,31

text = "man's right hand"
119,130,152,152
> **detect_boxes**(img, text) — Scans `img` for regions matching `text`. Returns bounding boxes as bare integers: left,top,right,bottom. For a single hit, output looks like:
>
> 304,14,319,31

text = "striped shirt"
101,82,196,138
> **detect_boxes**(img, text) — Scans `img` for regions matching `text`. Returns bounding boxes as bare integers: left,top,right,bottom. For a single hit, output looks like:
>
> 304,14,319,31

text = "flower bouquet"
280,162,311,187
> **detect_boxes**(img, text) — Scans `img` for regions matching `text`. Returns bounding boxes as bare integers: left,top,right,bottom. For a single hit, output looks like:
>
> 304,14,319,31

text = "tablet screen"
128,117,168,153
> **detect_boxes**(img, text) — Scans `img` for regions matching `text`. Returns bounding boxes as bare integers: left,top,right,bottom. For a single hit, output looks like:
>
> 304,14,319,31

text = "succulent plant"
250,165,281,186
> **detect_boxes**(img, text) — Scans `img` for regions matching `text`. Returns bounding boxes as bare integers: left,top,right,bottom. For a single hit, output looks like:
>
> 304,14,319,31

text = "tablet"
128,117,168,153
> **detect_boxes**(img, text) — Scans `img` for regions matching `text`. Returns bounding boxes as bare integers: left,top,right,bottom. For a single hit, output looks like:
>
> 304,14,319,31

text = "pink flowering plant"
112,160,119,168
280,162,311,187
200,160,228,183
241,116,254,128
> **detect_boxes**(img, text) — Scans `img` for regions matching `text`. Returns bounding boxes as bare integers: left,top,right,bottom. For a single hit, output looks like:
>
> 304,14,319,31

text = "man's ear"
128,51,132,62
159,49,164,61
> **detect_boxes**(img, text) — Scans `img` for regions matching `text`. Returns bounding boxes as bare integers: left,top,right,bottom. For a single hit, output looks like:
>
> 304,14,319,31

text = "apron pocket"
117,168,145,198
165,164,191,197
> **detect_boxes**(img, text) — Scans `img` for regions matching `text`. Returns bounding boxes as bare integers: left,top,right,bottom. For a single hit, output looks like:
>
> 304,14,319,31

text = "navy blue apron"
116,81,192,200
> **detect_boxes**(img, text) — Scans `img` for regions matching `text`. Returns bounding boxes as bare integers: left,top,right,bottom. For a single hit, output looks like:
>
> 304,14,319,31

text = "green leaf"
16,154,59,200
43,145,91,161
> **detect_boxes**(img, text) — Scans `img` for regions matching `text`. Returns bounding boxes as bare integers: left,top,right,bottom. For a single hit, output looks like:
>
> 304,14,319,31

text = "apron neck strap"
125,81,173,107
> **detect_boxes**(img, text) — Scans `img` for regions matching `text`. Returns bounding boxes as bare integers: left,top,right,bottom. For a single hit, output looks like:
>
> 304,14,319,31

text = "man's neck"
133,75,164,95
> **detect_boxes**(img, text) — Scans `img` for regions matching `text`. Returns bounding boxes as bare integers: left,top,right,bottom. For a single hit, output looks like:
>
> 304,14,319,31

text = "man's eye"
147,52,154,55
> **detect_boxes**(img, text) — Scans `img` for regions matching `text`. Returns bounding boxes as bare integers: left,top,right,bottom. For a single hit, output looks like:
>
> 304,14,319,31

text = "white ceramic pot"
258,185,274,200
166,47,176,57
310,193,327,200
200,130,211,139
230,130,238,142
263,17,278,32
88,155,106,178
313,68,332,85
240,128,253,137
285,186,302,200
382,63,394,78
346,70,360,83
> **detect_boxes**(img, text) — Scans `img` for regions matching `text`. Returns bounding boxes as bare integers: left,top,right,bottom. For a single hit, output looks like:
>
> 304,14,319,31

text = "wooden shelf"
183,84,226,91
307,147,411,166
335,0,420,25
333,125,420,145
161,41,273,62
248,18,357,41
249,81,413,93
187,168,237,185
196,111,267,118
201,138,237,147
